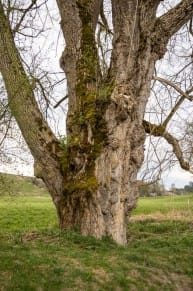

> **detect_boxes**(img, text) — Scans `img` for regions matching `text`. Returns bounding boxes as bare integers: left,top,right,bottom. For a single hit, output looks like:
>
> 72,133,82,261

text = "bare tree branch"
154,76,193,101
154,76,193,128
155,0,193,40
99,1,113,35
143,120,192,173
13,0,38,35
189,17,193,36
54,95,68,109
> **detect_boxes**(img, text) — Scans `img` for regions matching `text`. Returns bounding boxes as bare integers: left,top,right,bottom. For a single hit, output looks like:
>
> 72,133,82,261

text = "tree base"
56,187,138,245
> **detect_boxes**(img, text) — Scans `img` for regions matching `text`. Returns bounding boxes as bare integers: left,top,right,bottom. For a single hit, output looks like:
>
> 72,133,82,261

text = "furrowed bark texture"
1,0,193,245
56,0,162,244
56,0,193,244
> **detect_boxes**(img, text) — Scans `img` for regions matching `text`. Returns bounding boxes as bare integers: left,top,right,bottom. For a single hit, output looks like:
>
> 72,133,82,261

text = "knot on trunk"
111,86,136,122
34,160,43,179
107,137,120,150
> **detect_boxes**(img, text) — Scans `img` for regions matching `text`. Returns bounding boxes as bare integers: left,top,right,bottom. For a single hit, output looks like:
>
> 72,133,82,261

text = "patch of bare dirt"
21,231,60,244
21,231,41,242
93,267,110,283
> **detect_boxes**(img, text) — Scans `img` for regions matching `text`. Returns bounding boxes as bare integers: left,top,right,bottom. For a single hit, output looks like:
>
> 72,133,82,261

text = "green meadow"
0,175,193,290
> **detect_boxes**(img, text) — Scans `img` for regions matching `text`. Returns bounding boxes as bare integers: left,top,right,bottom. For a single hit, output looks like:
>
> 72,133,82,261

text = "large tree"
0,0,193,245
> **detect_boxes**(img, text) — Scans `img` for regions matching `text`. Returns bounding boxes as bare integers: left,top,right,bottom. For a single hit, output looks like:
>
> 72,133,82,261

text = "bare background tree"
0,0,65,173
0,0,193,245
141,11,193,182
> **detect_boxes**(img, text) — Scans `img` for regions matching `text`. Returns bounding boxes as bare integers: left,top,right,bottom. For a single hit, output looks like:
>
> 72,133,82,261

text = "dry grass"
131,210,193,222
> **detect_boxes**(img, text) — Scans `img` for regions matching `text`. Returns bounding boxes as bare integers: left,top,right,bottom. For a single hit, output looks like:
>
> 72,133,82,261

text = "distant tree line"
174,182,193,195
140,181,193,197
139,182,165,197
0,173,19,196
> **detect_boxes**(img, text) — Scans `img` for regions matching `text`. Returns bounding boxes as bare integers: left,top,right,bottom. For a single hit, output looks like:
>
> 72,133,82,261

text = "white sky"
163,166,193,189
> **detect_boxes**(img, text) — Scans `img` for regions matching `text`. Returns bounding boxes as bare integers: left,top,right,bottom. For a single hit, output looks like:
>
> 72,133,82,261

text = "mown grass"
0,197,57,233
0,177,193,290
133,194,193,216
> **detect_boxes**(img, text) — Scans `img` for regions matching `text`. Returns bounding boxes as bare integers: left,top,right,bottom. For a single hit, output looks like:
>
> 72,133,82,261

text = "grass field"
0,176,193,290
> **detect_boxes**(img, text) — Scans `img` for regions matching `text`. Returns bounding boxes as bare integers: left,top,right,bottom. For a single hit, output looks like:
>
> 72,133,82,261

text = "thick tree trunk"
56,81,152,244
56,72,155,244
55,0,159,244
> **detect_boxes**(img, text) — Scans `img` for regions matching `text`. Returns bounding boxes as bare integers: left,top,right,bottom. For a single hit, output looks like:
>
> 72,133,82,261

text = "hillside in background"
0,172,48,196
